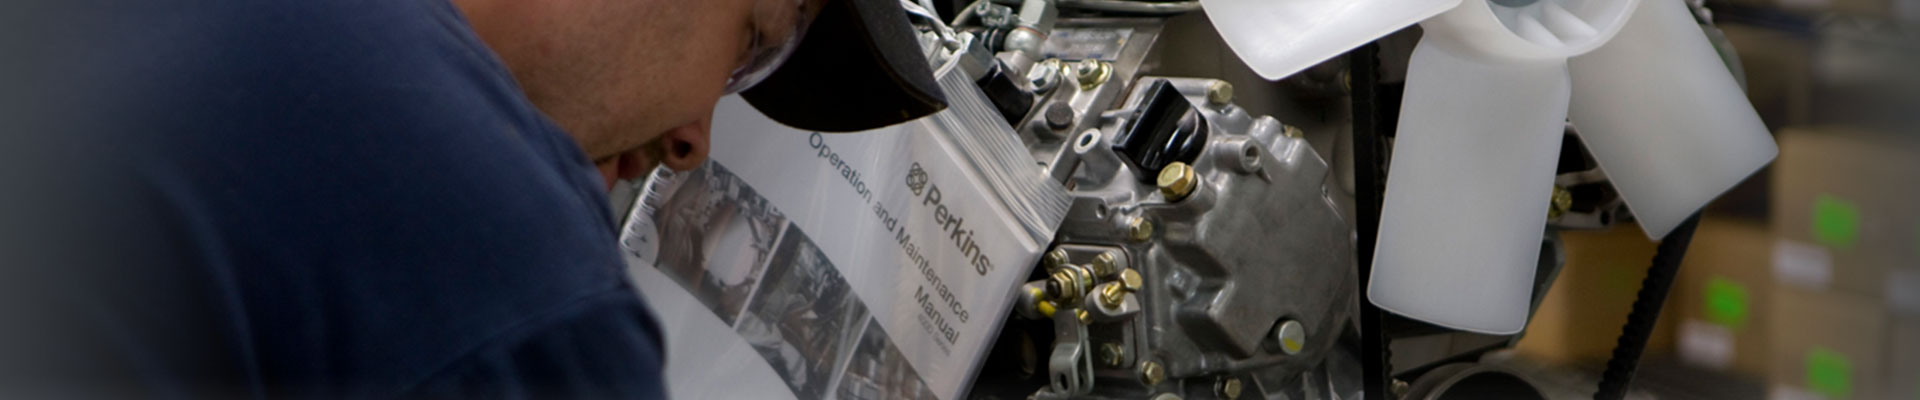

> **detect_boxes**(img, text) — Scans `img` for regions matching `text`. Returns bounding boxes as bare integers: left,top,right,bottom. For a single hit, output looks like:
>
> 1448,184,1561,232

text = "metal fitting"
1074,59,1112,91
1099,343,1125,366
1127,217,1154,242
1119,269,1144,292
1283,124,1305,138
1158,162,1197,202
1048,266,1094,304
1045,248,1070,270
1216,377,1244,400
1098,283,1125,309
1075,309,1092,325
1090,251,1120,277
1549,185,1573,220
1206,81,1234,106
1138,360,1165,386
1028,59,1061,92
1151,394,1182,400
1271,320,1306,355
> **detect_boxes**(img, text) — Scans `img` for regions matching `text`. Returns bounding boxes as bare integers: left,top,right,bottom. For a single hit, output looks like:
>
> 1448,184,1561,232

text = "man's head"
453,0,819,186
454,0,945,188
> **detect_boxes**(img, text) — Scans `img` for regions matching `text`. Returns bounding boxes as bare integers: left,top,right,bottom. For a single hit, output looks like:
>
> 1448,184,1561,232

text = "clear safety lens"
722,0,816,94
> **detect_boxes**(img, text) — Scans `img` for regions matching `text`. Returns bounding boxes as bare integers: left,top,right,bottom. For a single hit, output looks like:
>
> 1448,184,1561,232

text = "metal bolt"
1138,361,1165,386
1206,81,1234,106
1049,266,1092,303
1098,283,1125,309
1158,162,1197,201
1273,320,1306,355
1075,309,1092,325
1283,124,1305,138
1029,59,1061,92
1216,377,1244,400
1391,379,1410,398
1090,251,1119,277
1119,269,1143,292
1099,342,1125,366
1128,217,1154,242
1045,248,1070,270
1075,59,1112,91
1549,185,1573,220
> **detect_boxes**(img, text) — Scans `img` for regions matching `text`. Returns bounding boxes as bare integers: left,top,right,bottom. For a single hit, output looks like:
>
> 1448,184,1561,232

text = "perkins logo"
905,162,930,196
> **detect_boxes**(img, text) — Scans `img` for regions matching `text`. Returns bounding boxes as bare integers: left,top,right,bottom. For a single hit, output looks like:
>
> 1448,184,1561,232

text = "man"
0,0,943,397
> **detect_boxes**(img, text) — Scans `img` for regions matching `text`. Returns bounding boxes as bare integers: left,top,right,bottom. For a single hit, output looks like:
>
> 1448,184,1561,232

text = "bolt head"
1283,125,1305,138
1549,185,1573,220
1098,284,1125,309
1217,377,1244,400
1127,217,1154,242
1090,251,1119,277
1074,59,1111,91
1206,81,1234,105
1138,361,1165,386
1157,162,1197,201
1045,248,1070,270
1099,343,1125,366
1119,269,1144,292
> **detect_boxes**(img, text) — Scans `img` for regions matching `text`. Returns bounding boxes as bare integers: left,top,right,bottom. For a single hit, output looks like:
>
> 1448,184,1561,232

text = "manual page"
620,87,1066,400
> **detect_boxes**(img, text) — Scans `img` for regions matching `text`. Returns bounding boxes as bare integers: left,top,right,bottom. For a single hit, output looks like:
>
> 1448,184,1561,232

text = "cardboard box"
1768,286,1888,400
1771,127,1920,301
1516,224,1678,366
1890,315,1920,400
1674,217,1776,378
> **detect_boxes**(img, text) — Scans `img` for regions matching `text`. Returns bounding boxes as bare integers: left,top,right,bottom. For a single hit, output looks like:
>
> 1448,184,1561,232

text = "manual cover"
620,64,1067,400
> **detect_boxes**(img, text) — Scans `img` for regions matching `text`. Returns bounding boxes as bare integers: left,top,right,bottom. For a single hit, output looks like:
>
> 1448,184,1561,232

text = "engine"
932,6,1366,398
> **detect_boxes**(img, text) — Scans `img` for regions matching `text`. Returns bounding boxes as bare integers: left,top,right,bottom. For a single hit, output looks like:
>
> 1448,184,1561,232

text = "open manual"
618,60,1070,400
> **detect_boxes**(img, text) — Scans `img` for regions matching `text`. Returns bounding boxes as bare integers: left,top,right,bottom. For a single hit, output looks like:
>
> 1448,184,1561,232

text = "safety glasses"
722,0,827,94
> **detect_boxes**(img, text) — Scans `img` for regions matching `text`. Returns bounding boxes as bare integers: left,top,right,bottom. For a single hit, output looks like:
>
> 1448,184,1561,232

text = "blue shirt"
0,0,666,398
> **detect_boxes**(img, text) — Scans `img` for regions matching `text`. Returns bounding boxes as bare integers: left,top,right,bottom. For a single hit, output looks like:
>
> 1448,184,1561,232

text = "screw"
1045,248,1070,270
1283,125,1305,138
1206,81,1234,106
1549,185,1573,220
1075,309,1092,325
1391,379,1410,398
1098,283,1125,309
1049,267,1091,303
1158,162,1197,202
1075,59,1112,91
1099,343,1125,366
1090,251,1120,277
1273,320,1306,355
1120,269,1144,292
1138,361,1165,386
1128,217,1154,242
1029,59,1061,91
1216,377,1244,400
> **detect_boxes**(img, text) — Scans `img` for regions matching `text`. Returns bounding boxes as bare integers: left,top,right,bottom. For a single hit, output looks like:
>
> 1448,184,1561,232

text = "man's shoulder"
7,0,652,395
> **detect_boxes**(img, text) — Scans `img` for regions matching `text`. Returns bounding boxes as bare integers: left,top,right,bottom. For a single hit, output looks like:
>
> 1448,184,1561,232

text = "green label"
1806,347,1853,399
1813,194,1861,250
1703,276,1749,330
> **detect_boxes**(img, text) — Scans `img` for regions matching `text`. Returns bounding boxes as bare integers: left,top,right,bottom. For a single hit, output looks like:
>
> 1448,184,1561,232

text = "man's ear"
659,117,711,171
